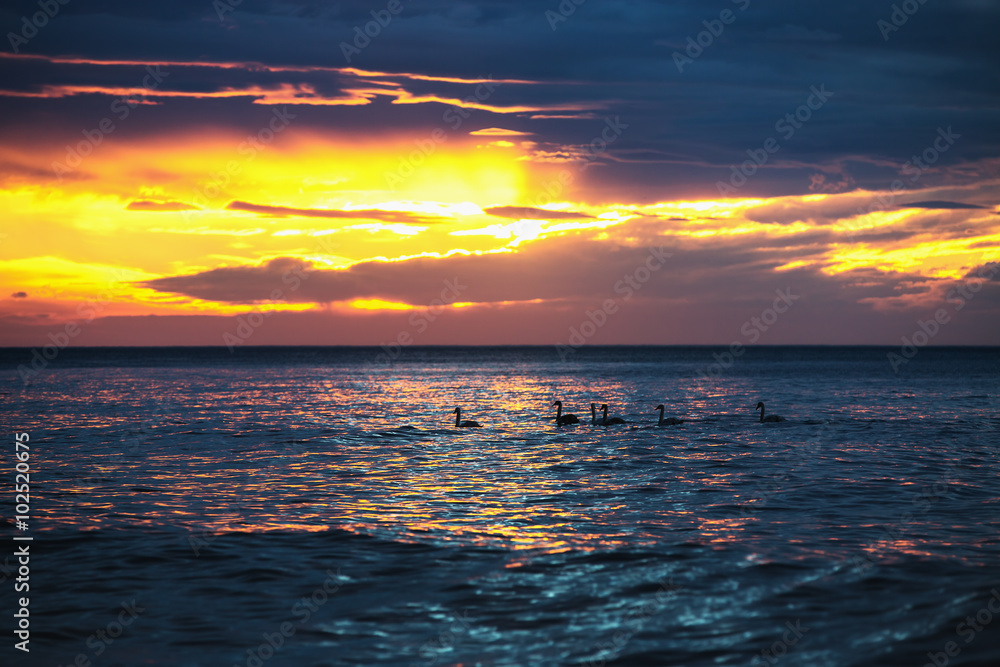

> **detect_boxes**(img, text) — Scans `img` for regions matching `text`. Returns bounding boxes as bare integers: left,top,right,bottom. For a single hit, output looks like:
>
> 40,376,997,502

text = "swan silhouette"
600,404,627,425
453,407,483,428
654,404,684,426
553,401,579,426
590,403,600,425
756,402,784,423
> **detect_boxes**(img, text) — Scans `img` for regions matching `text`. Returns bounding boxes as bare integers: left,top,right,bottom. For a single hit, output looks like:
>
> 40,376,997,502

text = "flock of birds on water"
452,401,784,428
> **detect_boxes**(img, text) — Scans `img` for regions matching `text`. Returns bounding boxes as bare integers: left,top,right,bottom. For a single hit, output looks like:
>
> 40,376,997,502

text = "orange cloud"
126,200,200,212
0,53,581,113
225,200,451,225
484,206,593,220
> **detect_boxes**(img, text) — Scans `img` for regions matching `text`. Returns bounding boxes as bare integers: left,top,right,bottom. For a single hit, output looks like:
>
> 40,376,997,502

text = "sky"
1,0,998,348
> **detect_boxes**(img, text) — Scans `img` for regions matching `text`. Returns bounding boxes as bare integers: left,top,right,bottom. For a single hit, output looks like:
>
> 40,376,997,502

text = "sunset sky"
1,0,998,347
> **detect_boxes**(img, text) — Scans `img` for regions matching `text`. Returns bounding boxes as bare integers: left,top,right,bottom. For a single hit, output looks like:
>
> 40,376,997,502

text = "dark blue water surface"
1,346,999,666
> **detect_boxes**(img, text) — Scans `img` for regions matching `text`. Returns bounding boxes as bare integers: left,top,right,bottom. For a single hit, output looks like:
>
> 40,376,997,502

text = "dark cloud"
962,262,1000,281
15,262,998,348
140,257,316,304
2,1,998,200
743,197,869,226
11,292,27,298
139,219,935,315
225,200,449,225
899,200,987,210
484,206,593,220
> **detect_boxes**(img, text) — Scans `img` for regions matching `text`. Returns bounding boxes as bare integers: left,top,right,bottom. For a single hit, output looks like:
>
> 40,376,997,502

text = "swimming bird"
756,401,784,423
590,402,599,425
600,404,627,425
654,404,684,426
453,407,483,428
553,401,579,425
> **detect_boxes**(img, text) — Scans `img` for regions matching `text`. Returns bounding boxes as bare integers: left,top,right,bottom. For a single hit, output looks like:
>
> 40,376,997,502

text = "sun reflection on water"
22,351,1000,562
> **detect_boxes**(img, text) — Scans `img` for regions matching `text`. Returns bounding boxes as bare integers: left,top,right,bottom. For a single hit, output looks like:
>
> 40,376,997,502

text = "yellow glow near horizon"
348,299,415,311
2,121,998,330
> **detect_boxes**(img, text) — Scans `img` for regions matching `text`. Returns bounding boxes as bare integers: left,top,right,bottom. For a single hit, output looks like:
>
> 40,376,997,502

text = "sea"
1,345,998,667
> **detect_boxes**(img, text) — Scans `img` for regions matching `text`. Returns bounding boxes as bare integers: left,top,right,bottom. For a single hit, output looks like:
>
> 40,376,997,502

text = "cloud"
140,257,315,304
3,1,999,202
126,199,201,212
134,220,898,309
11,292,27,298
742,195,872,225
225,200,450,225
122,224,1000,346
963,262,1000,281
136,181,1000,316
899,200,988,210
469,127,534,136
484,206,594,220
3,0,1000,347
0,53,582,113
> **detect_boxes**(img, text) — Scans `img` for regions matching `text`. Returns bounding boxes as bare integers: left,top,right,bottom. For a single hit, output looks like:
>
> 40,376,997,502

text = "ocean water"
1,346,999,667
